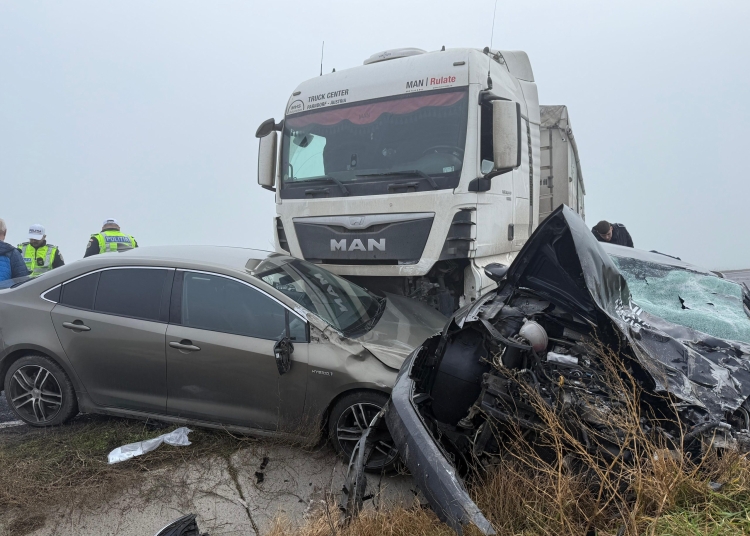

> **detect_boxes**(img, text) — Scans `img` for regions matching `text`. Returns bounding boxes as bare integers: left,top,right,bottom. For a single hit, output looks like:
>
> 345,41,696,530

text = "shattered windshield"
280,89,468,198
251,256,384,336
610,255,750,344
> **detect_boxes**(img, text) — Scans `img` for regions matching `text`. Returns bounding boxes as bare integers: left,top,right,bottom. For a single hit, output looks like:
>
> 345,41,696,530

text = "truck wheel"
4,355,78,427
328,391,398,472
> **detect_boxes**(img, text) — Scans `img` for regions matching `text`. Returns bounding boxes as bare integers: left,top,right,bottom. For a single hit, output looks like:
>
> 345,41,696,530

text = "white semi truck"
255,47,584,315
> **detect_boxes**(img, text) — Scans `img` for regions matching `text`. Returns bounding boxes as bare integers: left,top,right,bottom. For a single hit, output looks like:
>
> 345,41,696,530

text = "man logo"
348,216,365,227
330,239,385,252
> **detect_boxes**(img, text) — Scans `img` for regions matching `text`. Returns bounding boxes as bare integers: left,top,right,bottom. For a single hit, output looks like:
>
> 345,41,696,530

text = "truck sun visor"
286,90,467,128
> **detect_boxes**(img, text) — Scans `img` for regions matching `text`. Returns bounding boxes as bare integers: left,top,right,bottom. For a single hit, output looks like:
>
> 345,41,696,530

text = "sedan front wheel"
4,355,78,426
328,391,399,472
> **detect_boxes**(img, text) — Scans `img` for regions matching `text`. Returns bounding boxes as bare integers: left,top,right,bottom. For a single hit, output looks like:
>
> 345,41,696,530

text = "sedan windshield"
280,89,469,199
611,255,750,344
251,256,384,336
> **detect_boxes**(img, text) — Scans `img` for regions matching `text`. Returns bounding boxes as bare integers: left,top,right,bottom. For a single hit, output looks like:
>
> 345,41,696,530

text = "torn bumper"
385,349,495,535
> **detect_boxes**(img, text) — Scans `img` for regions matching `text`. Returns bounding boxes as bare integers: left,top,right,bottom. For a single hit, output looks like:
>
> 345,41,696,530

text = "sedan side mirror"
492,100,522,172
274,337,294,375
484,263,509,283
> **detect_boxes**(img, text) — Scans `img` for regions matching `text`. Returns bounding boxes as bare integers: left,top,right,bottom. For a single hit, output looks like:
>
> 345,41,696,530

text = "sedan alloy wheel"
9,364,64,424
336,401,398,470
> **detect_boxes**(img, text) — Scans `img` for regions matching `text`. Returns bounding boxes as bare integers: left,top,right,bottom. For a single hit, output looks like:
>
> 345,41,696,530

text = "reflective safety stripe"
94,231,136,253
18,243,58,276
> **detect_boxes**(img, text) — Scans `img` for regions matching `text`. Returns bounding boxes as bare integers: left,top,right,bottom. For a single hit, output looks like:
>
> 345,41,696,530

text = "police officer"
17,224,65,277
84,218,138,257
592,220,634,248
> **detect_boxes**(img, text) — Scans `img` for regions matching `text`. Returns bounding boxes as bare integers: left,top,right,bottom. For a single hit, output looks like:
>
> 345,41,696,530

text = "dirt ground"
0,415,416,536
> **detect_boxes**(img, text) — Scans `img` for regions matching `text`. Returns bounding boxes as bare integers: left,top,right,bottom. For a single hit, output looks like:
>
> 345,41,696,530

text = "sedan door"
165,271,309,431
50,267,173,413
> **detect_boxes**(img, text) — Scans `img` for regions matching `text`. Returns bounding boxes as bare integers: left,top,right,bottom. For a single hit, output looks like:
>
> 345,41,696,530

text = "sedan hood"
357,293,446,370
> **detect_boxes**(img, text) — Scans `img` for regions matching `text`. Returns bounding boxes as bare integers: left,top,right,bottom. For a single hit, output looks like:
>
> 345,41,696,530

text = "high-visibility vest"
17,243,58,277
92,230,137,253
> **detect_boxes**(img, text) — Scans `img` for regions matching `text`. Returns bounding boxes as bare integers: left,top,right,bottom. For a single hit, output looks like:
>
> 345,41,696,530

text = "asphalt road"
0,393,20,425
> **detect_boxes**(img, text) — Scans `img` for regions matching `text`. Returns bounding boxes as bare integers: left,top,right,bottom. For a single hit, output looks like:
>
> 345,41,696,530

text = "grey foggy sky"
1,0,748,269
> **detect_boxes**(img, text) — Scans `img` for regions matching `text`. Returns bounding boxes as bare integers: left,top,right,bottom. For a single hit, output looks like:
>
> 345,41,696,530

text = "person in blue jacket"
0,218,31,282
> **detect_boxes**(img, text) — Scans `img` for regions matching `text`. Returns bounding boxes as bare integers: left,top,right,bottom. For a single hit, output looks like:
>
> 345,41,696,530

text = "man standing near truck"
592,220,634,248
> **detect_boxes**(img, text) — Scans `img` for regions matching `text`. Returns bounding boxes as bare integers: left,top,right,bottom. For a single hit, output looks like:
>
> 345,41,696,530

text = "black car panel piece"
385,350,495,536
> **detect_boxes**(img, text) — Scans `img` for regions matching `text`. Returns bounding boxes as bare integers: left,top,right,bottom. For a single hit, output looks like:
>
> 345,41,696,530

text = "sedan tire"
4,355,78,426
328,391,399,472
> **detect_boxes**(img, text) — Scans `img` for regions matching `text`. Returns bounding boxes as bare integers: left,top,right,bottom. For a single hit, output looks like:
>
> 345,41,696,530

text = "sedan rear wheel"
5,355,78,426
328,391,398,472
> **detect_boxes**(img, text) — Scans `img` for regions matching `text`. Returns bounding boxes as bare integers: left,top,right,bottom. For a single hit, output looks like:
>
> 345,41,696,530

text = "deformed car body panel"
385,349,495,535
357,292,449,370
384,205,750,535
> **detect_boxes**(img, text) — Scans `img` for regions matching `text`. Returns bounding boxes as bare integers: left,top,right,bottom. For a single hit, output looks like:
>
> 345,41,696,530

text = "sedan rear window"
61,272,100,310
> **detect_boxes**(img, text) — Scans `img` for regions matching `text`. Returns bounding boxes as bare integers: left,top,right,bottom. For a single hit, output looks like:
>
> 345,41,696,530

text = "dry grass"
275,343,750,535
268,501,455,536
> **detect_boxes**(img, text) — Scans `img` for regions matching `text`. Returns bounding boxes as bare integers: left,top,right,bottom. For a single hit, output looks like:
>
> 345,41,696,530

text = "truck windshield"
251,256,385,336
280,88,469,199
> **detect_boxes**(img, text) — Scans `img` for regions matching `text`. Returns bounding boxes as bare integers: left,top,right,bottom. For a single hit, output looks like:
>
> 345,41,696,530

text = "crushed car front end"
382,205,750,534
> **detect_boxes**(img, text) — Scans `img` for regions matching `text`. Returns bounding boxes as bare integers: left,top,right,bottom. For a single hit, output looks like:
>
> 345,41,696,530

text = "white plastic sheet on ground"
107,427,192,464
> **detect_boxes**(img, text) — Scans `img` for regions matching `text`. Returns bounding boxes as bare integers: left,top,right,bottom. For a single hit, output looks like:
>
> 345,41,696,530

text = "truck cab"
256,47,578,315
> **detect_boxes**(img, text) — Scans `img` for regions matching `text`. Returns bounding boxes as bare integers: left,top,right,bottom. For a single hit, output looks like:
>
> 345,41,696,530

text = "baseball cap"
28,224,46,240
102,218,119,227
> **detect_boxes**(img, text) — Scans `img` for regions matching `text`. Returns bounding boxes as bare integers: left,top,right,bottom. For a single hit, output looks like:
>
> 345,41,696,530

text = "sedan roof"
114,245,275,272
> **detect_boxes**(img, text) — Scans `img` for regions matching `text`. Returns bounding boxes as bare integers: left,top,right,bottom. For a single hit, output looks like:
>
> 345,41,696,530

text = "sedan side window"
94,269,169,322
181,272,287,340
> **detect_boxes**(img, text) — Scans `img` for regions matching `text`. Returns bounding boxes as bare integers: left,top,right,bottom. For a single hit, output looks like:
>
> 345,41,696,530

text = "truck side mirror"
257,131,278,191
492,100,522,172
484,263,509,282
255,118,277,138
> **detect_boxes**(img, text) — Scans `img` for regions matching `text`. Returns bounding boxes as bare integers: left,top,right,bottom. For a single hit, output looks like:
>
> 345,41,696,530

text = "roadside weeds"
279,343,750,536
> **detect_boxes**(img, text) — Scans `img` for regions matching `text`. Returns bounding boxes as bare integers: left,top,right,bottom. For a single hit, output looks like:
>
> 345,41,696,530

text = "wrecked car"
0,246,444,470
379,206,750,534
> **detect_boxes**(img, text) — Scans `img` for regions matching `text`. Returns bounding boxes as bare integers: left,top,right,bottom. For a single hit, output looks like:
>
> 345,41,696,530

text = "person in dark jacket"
592,220,634,248
0,218,31,281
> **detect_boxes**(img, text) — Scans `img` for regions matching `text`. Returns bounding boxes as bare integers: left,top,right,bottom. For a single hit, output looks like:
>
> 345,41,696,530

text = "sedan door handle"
62,321,91,332
169,340,201,352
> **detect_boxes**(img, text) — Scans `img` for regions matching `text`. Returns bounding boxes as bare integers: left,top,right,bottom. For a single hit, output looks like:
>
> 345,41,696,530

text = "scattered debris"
107,427,192,464
153,513,207,536
254,456,270,484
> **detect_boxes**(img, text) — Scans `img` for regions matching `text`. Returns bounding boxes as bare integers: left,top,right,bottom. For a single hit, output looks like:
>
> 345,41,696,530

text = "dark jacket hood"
0,241,18,255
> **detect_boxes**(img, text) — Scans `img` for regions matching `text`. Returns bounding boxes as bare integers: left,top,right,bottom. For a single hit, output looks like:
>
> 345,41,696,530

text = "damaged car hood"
492,206,750,421
357,293,447,369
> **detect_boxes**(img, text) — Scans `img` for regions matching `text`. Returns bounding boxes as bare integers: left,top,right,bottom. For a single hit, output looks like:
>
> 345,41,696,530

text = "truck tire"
4,354,78,427
328,390,398,472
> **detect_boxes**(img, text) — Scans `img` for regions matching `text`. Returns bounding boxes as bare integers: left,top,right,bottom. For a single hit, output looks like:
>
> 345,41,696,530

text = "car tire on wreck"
328,391,399,472
4,354,78,427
